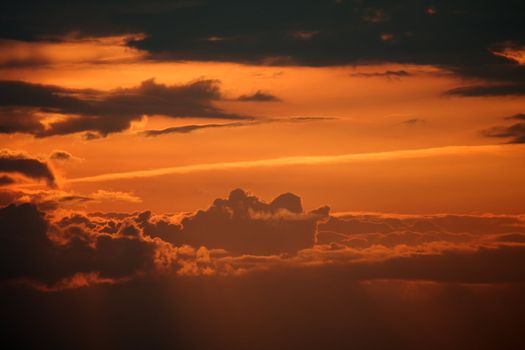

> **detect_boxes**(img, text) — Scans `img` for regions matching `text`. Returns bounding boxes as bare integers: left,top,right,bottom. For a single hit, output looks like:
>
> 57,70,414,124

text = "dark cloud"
2,188,525,290
49,150,73,161
506,113,525,121
306,245,525,284
483,123,525,143
351,70,411,78
0,187,142,211
2,186,525,349
140,188,328,255
482,113,525,143
400,118,426,126
142,117,337,136
445,83,525,96
320,213,525,237
2,1,524,94
0,175,15,186
3,259,525,350
0,107,44,134
0,149,55,187
0,79,249,138
0,202,161,286
142,121,247,136
237,90,281,102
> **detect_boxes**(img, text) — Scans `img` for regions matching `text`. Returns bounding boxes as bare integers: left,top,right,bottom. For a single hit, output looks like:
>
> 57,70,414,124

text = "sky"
1,1,525,349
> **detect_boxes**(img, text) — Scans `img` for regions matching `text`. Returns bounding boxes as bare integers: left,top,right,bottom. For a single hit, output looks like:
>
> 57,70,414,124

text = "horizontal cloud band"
67,144,511,183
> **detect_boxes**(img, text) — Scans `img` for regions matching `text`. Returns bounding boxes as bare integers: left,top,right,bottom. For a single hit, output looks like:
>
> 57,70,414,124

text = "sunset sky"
1,1,525,349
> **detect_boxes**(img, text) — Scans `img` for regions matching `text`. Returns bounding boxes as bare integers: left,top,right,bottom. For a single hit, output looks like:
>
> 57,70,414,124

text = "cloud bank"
2,1,524,95
2,188,525,291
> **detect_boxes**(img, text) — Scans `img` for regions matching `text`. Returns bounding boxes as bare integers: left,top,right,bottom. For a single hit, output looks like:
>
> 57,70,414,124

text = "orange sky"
3,3,525,348
1,36,524,214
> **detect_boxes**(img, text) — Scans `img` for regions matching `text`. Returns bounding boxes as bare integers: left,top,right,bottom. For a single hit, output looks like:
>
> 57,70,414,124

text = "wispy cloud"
141,117,336,137
67,144,510,183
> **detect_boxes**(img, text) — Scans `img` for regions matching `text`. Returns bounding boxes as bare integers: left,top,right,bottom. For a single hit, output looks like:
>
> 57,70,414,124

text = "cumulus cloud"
2,188,525,292
140,188,329,255
0,149,56,187
0,202,170,288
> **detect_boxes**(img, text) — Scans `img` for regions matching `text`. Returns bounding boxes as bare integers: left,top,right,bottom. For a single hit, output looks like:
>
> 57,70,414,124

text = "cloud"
400,118,425,126
0,187,142,210
0,188,326,288
140,188,328,255
482,113,525,143
90,190,142,203
0,35,145,68
351,70,411,79
0,79,250,138
0,149,56,187
0,107,45,134
67,144,508,183
446,83,525,96
506,113,525,121
236,91,281,102
0,175,15,186
3,1,524,94
142,121,247,136
299,245,525,284
2,187,525,293
0,202,168,287
141,116,334,136
49,150,74,161
3,270,525,350
483,124,525,143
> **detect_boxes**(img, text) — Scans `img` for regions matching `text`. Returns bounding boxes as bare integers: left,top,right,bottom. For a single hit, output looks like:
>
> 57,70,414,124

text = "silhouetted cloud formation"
237,91,281,102
2,188,525,291
351,70,411,78
2,188,525,350
0,175,15,186
0,149,55,186
140,188,328,255
2,198,525,349
482,113,525,143
0,79,250,138
0,202,163,286
1,1,524,95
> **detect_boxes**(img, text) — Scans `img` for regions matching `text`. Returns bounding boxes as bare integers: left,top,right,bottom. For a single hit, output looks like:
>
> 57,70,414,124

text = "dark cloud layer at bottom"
2,274,525,350
1,188,525,349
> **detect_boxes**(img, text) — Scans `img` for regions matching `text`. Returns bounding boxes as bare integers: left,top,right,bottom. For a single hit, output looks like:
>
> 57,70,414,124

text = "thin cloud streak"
67,144,510,184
